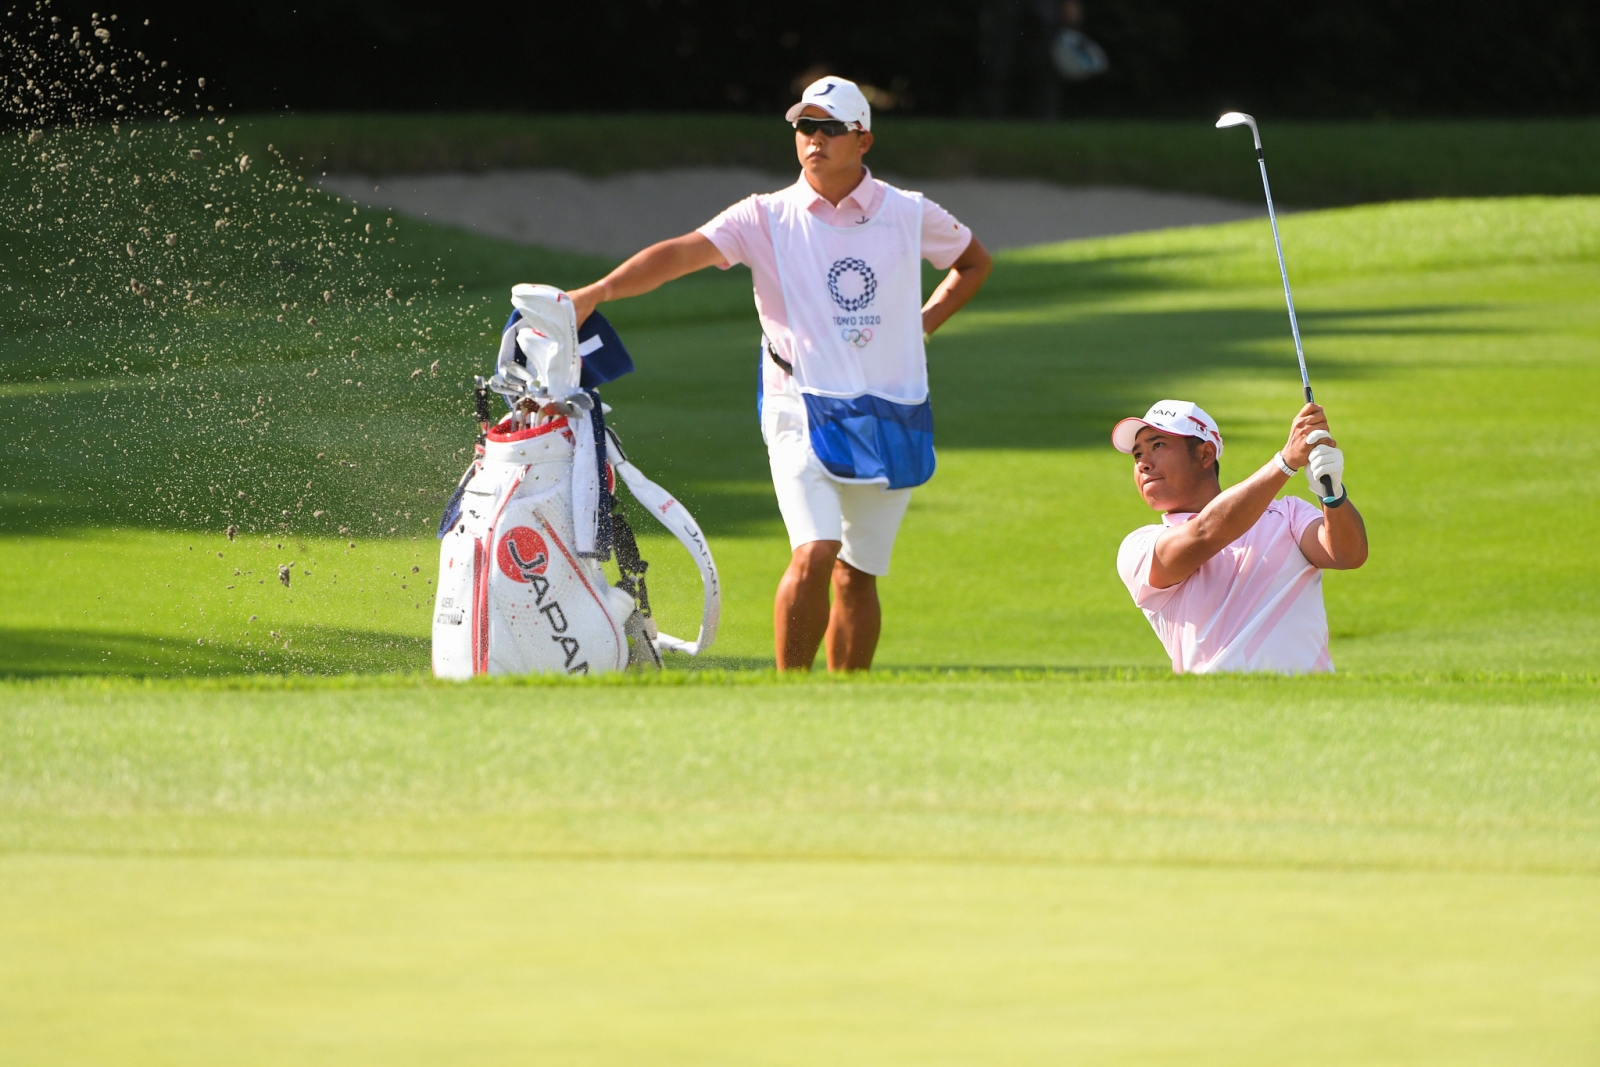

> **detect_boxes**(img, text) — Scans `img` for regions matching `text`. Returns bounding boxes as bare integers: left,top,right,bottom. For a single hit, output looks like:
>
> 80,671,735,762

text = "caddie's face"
795,104,873,178
1131,427,1215,512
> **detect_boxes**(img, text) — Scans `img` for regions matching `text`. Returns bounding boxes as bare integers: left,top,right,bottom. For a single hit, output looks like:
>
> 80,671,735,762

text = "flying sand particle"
278,565,291,588
226,525,237,540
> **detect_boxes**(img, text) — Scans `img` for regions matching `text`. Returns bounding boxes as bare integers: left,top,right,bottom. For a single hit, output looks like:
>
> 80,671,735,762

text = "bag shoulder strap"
606,429,720,657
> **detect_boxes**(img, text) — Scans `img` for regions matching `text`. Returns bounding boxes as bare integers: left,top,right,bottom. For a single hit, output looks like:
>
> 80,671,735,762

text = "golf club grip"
1320,474,1335,499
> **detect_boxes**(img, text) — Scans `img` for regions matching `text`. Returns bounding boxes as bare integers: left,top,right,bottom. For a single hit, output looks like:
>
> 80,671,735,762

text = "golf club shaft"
1256,155,1335,496
1253,148,1313,405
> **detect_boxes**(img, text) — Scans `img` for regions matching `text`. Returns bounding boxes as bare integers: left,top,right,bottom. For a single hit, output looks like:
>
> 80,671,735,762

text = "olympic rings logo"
827,257,877,311
841,327,873,348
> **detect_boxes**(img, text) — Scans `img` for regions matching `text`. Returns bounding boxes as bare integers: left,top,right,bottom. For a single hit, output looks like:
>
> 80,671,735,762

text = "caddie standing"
566,76,992,671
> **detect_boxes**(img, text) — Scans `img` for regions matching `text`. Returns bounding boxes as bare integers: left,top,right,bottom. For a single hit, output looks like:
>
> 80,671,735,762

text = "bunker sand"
319,168,1266,257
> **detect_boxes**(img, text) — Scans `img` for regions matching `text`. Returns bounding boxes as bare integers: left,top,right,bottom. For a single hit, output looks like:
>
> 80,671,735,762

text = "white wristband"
1273,451,1297,476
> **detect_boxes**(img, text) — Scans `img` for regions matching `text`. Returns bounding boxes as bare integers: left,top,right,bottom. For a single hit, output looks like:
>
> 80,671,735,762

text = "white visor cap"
785,76,872,131
1112,399,1225,459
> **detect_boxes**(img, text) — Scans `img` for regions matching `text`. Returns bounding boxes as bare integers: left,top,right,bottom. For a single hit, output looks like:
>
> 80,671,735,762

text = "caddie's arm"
570,233,727,327
922,237,992,337
1150,403,1332,588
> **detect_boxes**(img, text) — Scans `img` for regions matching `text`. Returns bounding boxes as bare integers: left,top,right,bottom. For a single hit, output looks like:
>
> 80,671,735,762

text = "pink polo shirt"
1117,497,1334,674
697,168,973,398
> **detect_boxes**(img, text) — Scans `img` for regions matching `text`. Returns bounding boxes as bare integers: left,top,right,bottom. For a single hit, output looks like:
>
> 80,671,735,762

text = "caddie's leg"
774,539,842,671
820,480,911,672
826,560,880,671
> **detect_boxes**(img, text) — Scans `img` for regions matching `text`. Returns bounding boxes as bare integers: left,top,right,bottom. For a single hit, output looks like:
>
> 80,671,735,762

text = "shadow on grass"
0,626,429,677
0,229,1502,543
0,629,782,679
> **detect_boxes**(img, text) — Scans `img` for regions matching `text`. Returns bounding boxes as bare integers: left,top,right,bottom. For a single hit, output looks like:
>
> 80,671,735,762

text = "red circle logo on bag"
496,526,549,583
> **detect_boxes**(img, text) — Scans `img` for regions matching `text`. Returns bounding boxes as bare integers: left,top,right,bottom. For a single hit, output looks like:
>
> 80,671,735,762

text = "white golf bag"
431,285,719,678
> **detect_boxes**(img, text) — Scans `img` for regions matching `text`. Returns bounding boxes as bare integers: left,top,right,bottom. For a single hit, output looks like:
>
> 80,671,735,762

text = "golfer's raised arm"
1148,452,1293,588
1148,403,1354,587
1298,437,1368,571
570,232,726,326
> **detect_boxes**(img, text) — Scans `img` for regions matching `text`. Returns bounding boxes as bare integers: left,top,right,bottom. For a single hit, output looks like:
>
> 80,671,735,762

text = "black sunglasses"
793,117,856,137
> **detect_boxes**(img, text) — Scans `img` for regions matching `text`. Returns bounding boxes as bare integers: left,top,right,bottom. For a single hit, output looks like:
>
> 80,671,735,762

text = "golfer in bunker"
1113,400,1369,673
562,77,992,670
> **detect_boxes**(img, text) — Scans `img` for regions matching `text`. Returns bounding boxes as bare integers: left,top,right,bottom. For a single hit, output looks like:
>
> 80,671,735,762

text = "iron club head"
1215,111,1261,150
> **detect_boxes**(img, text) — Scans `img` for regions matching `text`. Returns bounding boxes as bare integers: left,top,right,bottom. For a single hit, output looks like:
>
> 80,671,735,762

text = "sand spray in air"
2,3,495,671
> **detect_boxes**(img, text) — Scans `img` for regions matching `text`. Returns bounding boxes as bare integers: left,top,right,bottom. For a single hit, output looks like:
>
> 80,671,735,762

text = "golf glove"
1305,430,1344,503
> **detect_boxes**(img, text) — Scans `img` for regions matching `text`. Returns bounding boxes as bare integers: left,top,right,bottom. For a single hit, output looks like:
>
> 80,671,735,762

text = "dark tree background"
26,0,1600,118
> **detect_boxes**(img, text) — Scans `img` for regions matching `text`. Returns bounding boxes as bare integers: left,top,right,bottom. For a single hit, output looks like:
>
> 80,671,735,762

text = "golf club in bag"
431,285,720,677
1215,111,1339,503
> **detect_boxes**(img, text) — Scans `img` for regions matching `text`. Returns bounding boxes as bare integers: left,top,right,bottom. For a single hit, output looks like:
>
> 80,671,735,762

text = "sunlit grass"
3,126,1598,1060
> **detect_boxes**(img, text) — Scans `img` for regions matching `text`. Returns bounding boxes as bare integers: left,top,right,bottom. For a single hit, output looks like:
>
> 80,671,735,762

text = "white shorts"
762,385,913,577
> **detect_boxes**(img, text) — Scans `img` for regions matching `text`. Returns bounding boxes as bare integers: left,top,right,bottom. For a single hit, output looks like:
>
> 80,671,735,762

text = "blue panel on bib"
802,393,936,489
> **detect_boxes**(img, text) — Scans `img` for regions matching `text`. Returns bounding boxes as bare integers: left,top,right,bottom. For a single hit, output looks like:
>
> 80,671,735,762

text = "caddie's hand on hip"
1282,403,1333,469
1305,430,1344,502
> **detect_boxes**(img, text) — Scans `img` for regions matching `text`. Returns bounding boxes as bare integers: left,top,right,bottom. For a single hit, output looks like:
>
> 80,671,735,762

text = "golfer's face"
1131,428,1207,510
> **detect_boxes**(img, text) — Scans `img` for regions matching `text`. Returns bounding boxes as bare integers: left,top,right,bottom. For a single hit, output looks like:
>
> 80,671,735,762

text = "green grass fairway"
6,186,1598,674
2,674,1598,1065
2,123,1598,1061
8,854,1593,1066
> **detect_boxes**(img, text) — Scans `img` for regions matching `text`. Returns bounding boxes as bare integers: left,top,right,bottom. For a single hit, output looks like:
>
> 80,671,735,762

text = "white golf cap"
785,76,872,131
1112,399,1225,458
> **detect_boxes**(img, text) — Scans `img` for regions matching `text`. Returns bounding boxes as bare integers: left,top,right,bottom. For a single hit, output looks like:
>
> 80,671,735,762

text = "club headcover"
510,284,581,397
515,327,562,393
